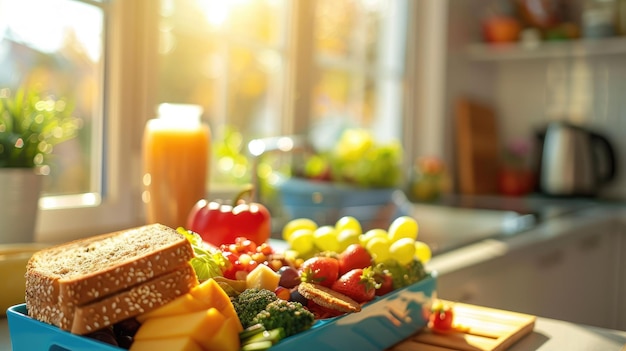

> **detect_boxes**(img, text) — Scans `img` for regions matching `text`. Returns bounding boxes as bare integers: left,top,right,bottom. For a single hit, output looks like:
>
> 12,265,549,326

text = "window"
0,0,104,201
156,0,410,185
0,0,155,242
311,0,407,142
1,0,423,242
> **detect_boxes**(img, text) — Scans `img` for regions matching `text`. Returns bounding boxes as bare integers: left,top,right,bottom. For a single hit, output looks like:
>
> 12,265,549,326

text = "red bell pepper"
186,186,271,246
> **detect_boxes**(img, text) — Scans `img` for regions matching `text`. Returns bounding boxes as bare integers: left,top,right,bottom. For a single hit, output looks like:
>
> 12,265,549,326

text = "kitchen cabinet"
435,213,623,330
440,0,626,200
618,219,626,331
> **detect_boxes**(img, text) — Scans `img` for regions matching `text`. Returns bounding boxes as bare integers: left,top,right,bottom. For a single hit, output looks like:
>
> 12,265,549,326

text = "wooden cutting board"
388,301,536,351
455,98,501,195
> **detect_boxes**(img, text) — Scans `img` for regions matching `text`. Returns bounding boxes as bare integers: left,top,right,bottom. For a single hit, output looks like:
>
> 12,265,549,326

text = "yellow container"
0,243,49,316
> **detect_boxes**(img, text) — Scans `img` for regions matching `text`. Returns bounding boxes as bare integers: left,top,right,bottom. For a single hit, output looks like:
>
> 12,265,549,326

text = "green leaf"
178,227,227,281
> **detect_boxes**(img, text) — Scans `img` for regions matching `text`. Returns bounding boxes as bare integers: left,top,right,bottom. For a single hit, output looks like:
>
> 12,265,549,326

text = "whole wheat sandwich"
25,223,198,335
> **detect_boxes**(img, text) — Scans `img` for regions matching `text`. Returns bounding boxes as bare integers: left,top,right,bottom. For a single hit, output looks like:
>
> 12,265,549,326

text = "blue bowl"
276,176,398,228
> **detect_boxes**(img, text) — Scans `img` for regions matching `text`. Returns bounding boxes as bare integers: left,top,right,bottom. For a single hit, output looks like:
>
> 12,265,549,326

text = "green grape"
414,241,432,263
313,225,340,252
366,236,391,263
337,229,360,252
389,238,417,265
335,216,362,235
388,216,419,242
304,154,330,179
359,228,388,247
288,228,315,253
282,218,318,241
334,129,374,162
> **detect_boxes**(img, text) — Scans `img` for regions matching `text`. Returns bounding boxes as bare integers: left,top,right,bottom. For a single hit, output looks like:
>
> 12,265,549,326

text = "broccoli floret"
377,258,427,290
233,288,278,328
251,300,315,337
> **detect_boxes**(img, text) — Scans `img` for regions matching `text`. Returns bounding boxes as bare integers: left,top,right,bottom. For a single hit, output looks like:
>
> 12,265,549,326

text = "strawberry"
299,256,339,288
331,267,378,303
374,272,394,296
338,244,372,275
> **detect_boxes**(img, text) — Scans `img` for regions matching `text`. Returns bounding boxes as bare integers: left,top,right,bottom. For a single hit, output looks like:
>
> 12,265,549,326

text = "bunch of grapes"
282,215,432,266
330,129,403,188
300,128,403,188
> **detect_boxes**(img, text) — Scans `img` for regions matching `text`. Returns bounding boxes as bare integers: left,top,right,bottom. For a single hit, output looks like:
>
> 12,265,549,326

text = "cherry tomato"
430,301,454,331
274,286,291,301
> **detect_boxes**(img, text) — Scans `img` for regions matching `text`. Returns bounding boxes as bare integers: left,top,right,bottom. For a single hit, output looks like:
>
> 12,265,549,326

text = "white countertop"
507,317,626,351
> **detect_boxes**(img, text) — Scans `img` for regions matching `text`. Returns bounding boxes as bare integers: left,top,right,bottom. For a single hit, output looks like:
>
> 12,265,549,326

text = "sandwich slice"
25,223,199,335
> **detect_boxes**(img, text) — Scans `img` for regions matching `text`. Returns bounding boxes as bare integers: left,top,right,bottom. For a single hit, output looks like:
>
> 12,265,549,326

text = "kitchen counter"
2,194,624,350
395,192,623,256
506,318,626,351
388,192,626,278
2,314,625,351
419,197,626,333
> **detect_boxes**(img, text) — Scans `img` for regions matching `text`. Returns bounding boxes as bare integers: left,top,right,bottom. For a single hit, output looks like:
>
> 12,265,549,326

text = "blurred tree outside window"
0,0,105,205
156,0,408,187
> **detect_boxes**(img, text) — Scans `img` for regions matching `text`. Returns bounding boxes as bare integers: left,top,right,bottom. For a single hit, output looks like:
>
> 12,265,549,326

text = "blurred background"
0,0,625,240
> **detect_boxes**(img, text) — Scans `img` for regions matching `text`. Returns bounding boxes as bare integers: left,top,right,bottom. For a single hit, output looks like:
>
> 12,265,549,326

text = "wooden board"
455,98,501,195
388,301,536,351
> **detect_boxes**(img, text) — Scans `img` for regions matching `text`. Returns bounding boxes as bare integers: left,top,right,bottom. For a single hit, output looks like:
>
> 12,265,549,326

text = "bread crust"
24,224,197,334
72,262,198,334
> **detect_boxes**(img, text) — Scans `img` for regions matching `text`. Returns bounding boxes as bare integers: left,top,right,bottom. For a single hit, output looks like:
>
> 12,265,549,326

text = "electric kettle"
538,121,616,197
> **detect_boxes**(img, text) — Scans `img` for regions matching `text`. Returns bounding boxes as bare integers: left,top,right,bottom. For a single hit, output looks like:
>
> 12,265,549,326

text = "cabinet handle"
536,250,563,268
578,235,601,252
457,291,475,303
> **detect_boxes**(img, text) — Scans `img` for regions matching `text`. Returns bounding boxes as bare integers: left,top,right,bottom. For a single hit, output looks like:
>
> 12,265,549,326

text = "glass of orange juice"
142,103,210,229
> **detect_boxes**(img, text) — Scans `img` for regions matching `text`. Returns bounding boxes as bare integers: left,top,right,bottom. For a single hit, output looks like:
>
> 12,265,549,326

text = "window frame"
36,0,158,243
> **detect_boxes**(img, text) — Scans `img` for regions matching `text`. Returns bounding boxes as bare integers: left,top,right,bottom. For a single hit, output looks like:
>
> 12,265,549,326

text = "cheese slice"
129,337,202,351
135,308,224,342
136,278,242,331
189,278,243,331
204,315,241,351
134,307,240,351
136,293,205,323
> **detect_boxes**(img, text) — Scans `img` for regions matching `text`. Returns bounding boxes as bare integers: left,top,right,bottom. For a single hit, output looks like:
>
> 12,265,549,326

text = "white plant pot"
0,168,42,244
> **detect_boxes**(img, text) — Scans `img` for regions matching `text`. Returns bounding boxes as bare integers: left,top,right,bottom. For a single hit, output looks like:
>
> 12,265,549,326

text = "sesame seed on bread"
71,262,198,334
24,223,197,334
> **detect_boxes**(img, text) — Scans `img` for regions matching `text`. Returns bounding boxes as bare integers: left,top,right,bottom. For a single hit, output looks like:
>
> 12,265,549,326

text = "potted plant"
0,86,80,243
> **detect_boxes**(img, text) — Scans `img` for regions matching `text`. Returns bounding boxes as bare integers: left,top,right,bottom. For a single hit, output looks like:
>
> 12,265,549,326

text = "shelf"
466,36,626,62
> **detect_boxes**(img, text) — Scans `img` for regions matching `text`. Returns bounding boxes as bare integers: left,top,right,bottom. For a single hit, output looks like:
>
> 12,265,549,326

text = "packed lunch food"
13,215,435,351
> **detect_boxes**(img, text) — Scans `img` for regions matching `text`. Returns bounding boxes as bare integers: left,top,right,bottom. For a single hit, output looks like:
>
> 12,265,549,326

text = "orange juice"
142,104,210,228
